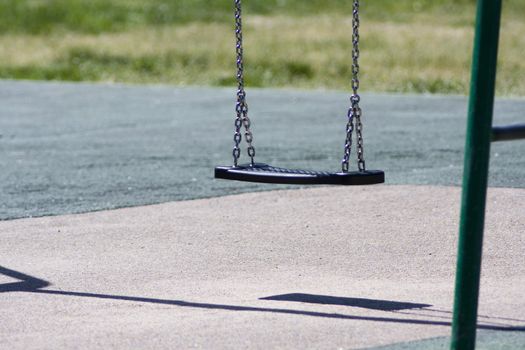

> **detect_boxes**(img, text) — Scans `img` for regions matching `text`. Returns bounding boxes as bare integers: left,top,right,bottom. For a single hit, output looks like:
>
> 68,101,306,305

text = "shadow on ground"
260,293,431,311
2,265,523,333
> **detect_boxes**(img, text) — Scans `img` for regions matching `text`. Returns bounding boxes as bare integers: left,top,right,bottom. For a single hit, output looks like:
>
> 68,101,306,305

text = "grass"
0,0,524,96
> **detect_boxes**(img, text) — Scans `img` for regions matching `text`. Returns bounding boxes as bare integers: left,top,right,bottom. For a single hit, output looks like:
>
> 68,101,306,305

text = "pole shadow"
1,265,523,332
0,265,49,292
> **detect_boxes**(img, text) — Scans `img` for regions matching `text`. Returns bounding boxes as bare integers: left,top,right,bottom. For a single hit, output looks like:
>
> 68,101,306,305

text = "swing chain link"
232,0,255,167
342,0,366,172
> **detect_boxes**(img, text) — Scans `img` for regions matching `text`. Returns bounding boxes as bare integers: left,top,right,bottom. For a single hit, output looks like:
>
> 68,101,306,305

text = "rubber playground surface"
1,81,524,349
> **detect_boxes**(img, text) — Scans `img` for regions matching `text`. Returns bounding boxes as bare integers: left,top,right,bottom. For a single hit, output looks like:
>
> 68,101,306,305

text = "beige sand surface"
1,185,524,349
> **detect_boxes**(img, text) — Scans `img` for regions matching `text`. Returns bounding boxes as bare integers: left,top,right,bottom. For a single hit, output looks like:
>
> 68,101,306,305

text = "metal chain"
232,0,255,167
342,0,366,172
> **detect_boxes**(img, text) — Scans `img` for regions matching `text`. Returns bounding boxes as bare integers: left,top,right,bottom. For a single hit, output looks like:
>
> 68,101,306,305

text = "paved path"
1,81,524,220
1,186,524,349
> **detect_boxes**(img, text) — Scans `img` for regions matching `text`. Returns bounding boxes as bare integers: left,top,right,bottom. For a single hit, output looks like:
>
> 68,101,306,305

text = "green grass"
0,0,484,34
0,0,524,96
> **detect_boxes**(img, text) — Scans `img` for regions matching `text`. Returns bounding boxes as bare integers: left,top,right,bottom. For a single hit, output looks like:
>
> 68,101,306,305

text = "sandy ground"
1,185,524,349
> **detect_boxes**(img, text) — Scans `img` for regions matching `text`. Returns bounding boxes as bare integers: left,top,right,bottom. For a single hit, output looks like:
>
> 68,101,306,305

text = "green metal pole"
450,0,502,349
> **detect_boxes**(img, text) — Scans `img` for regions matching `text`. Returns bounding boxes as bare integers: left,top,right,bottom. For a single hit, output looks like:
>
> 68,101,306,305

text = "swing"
215,0,384,186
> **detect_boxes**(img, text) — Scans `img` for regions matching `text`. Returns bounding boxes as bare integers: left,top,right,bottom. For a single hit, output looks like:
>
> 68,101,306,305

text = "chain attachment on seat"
342,0,366,172
232,0,255,167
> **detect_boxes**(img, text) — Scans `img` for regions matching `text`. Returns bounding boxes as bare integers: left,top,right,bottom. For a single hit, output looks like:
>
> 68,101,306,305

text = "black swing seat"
215,163,384,185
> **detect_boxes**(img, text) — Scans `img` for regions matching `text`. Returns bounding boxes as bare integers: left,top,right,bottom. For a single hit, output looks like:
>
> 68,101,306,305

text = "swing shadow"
1,265,524,332
260,293,432,311
261,293,525,324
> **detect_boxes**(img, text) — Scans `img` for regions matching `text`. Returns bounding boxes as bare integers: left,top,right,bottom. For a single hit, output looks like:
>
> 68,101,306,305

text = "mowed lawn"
0,0,524,95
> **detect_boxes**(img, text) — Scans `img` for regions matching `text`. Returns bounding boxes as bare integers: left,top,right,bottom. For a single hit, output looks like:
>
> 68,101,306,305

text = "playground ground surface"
1,81,524,349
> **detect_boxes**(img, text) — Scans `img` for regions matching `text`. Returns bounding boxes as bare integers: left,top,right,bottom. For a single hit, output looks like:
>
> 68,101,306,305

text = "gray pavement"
1,80,524,220
368,330,525,350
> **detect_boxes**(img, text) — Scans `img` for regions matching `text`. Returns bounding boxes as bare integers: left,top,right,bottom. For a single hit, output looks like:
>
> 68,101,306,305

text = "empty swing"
215,0,384,186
